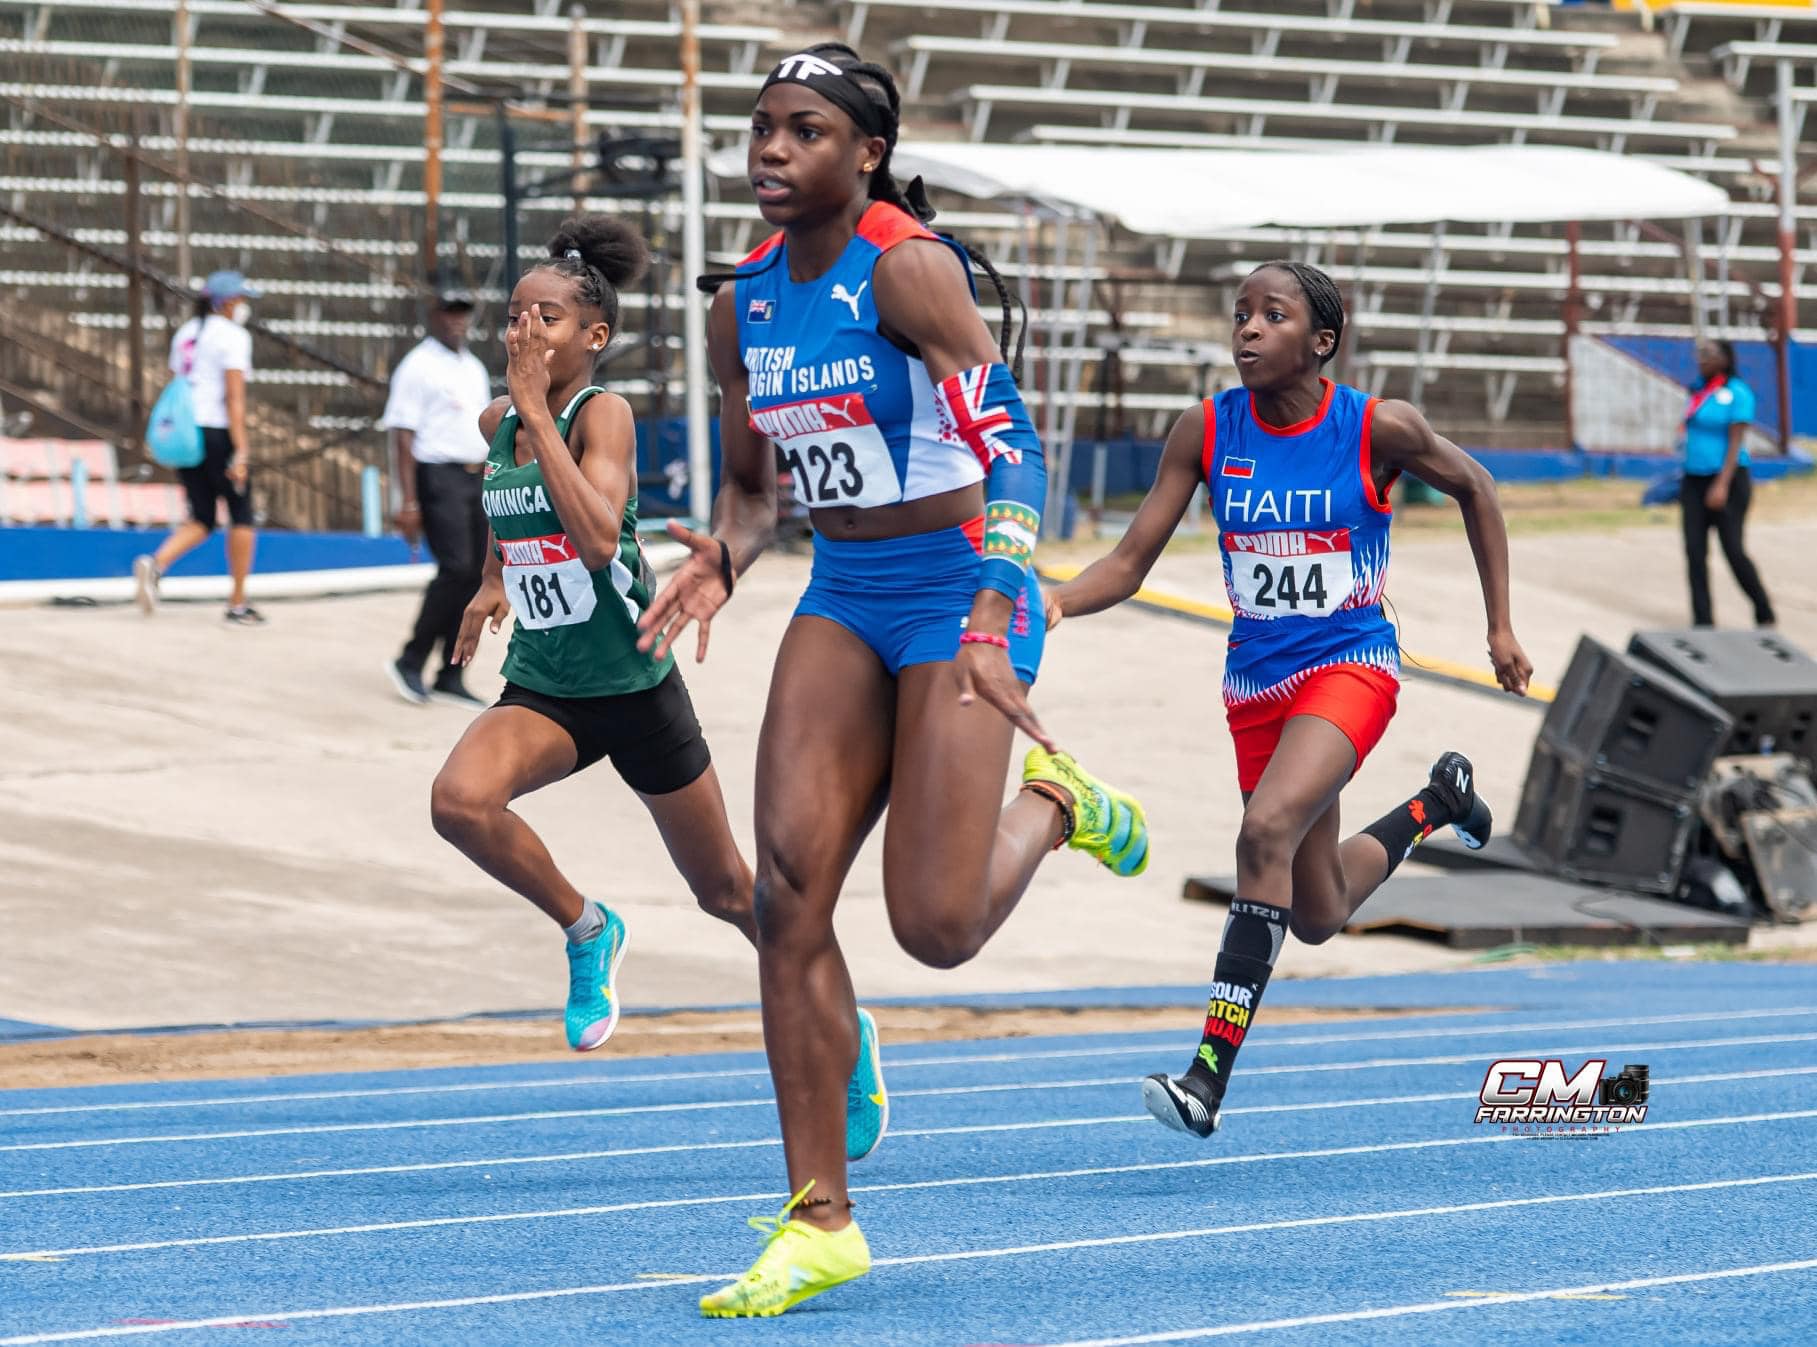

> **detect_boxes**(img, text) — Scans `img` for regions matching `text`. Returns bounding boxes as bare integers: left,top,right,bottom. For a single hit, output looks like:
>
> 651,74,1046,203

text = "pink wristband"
959,630,1010,650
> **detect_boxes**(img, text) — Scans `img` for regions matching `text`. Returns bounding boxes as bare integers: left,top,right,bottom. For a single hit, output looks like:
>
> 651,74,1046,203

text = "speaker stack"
1514,637,1731,895
1514,629,1817,915
1627,629,1817,767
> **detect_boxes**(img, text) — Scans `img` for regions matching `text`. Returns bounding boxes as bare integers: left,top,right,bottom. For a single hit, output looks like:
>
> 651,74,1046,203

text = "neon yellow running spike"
1023,747,1150,877
698,1182,871,1319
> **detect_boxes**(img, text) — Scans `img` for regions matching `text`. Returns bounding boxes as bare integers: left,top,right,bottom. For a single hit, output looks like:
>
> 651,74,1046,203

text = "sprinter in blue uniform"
635,44,1149,1317
1050,260,1534,1139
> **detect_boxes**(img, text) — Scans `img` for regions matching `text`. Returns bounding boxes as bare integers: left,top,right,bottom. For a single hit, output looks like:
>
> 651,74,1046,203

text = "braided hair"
1249,259,1345,367
536,215,650,334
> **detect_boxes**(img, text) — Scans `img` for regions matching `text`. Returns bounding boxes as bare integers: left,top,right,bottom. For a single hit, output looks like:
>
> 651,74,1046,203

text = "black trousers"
1680,468,1775,628
402,461,490,674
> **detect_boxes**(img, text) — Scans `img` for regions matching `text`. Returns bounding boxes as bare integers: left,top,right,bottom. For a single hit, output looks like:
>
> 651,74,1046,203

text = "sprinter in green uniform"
428,217,889,1160
430,215,733,1051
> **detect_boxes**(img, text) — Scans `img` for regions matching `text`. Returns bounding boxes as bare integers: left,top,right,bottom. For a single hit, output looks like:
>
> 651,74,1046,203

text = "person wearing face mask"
133,269,264,624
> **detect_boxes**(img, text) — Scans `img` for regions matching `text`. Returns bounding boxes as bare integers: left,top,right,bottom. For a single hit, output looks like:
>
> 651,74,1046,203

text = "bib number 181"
517,571,573,622
501,542,597,631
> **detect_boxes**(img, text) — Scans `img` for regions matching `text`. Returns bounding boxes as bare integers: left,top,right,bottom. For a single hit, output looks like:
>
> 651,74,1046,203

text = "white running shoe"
132,555,160,616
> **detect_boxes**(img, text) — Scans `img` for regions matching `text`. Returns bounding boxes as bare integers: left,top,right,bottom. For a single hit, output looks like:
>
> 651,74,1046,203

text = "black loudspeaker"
1514,740,1697,895
1627,629,1817,765
1540,637,1733,796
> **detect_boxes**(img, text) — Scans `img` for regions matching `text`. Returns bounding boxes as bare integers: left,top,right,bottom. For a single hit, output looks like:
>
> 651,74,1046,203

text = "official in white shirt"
132,269,265,624
382,292,495,705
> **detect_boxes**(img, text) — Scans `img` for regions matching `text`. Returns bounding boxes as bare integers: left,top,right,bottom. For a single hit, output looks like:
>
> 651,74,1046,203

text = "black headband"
759,51,888,140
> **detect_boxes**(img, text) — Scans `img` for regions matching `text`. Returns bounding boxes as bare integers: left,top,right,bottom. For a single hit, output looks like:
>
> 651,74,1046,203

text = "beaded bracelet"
959,631,1010,650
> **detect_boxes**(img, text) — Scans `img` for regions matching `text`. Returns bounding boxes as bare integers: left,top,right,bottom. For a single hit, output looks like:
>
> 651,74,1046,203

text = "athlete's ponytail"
539,215,650,332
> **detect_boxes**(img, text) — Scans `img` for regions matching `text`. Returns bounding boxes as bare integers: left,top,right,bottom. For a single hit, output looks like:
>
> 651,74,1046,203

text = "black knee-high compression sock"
1183,898,1288,1102
1360,784,1457,878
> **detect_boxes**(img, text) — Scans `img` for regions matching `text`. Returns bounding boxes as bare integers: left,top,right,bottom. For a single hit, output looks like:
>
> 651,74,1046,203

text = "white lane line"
2,1091,1810,1261
6,1004,1813,1119
1051,1258,1817,1345
2,1170,1812,1344
896,1034,1817,1098
7,1029,1812,1156
3,1025,1802,1185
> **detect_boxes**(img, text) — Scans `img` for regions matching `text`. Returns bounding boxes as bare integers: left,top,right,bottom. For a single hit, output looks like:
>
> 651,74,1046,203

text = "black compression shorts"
495,665,710,795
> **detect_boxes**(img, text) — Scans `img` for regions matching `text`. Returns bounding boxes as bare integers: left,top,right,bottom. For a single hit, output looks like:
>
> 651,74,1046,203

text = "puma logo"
817,398,859,427
829,280,868,321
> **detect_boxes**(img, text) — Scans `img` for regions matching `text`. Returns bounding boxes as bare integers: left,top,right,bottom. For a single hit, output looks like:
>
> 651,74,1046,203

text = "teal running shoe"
564,903,628,1052
846,1007,888,1162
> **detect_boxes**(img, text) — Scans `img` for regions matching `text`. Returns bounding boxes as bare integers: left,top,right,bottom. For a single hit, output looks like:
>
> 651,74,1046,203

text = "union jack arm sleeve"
936,362,1045,602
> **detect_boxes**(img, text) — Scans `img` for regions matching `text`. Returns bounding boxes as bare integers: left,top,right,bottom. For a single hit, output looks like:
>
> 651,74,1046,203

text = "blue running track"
1,962,1814,1344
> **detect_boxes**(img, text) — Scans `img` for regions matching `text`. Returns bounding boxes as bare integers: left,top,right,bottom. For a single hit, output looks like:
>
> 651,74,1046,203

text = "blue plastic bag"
146,377,203,468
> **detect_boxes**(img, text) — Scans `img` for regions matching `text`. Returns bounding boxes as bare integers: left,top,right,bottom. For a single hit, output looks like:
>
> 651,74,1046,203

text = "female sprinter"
432,219,885,1153
1048,260,1533,1139
430,217,746,1051
636,44,1149,1317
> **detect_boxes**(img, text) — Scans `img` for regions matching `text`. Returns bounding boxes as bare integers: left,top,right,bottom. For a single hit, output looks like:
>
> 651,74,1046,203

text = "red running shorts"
1226,663,1400,793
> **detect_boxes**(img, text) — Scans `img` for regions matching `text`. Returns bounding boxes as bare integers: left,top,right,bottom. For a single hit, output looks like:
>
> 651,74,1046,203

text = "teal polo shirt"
1683,378,1754,475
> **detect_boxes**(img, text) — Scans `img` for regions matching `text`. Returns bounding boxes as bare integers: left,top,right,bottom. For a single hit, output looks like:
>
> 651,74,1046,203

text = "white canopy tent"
886,142,1732,235
708,143,1734,523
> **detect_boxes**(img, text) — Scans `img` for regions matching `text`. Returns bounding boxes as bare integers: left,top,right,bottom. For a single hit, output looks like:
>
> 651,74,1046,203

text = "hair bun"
546,215,649,289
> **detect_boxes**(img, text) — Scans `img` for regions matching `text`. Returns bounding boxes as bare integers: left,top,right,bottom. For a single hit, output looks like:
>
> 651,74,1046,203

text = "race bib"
1223,528,1355,618
499,532,597,630
751,393,898,508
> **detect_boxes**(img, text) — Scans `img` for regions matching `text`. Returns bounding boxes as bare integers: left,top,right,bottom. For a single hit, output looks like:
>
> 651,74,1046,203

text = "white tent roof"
823,143,1728,234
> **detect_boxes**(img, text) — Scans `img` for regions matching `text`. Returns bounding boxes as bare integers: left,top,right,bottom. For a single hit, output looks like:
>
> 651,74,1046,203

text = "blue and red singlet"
1203,378,1402,787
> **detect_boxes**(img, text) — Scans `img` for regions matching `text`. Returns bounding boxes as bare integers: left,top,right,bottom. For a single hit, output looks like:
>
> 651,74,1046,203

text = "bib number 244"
1224,527,1355,617
1247,559,1329,612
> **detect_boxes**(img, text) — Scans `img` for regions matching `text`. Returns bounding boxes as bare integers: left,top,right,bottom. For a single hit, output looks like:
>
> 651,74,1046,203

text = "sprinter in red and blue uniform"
1051,260,1534,1139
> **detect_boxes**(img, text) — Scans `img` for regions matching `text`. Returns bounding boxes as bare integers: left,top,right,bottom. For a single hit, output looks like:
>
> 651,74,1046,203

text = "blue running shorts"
795,519,1045,685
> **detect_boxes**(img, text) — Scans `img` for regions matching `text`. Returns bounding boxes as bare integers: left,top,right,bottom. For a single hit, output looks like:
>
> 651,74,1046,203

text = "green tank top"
482,385,673,699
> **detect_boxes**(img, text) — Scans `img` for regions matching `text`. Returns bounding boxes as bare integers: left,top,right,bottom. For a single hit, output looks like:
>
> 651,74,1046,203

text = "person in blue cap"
133,269,265,624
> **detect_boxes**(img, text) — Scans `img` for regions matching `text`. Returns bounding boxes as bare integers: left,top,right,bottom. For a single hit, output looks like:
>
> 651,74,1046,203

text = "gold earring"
862,163,875,172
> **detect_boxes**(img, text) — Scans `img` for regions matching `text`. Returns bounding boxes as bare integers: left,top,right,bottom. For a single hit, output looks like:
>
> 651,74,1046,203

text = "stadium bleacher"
0,0,1809,523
